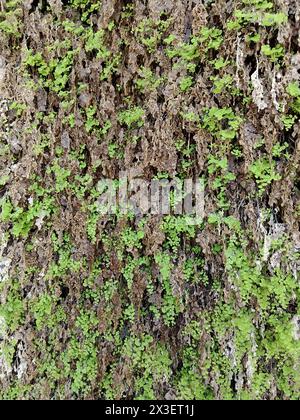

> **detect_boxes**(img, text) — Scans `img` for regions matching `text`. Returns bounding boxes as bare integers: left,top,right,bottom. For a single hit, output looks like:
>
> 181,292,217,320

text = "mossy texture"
0,0,300,400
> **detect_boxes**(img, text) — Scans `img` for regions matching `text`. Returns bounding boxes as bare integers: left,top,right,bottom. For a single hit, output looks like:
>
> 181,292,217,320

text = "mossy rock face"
0,0,300,400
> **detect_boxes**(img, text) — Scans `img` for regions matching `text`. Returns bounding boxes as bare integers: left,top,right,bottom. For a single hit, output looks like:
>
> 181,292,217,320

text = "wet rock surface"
0,0,300,400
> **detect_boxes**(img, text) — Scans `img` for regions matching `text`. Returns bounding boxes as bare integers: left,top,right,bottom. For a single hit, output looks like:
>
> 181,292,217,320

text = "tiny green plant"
155,252,182,326
118,106,145,129
135,17,173,53
180,76,194,92
85,29,110,59
261,44,284,63
227,1,287,30
166,36,200,64
135,67,163,92
69,0,102,22
0,0,23,38
250,158,281,195
0,280,25,333
210,75,233,94
211,57,230,70
281,115,296,131
1,192,56,238
287,82,300,98
198,27,223,52
286,81,300,115
85,106,100,133
23,48,77,97
202,107,243,141
9,101,27,117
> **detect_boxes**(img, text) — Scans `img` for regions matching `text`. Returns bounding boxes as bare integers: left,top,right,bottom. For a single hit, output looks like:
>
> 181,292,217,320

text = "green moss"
118,106,145,129
69,0,102,22
1,0,300,401
0,280,25,333
249,158,281,195
0,0,23,38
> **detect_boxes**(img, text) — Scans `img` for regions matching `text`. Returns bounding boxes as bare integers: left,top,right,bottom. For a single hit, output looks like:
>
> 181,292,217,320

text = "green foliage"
1,198,13,222
0,384,30,400
261,44,284,63
227,1,288,30
121,224,145,251
198,27,224,52
69,0,102,22
135,17,173,53
176,322,213,399
208,155,236,209
47,233,82,279
0,280,25,332
250,158,281,195
123,303,135,324
1,193,56,238
31,294,66,332
261,12,288,26
202,107,243,141
246,33,261,43
287,82,300,98
2,0,300,402
162,216,196,252
177,370,213,400
84,28,120,80
123,257,148,290
122,334,172,399
101,54,121,81
166,36,200,64
135,67,164,92
175,140,196,174
86,202,101,243
9,101,27,117
272,142,288,158
180,76,193,92
47,160,72,193
286,82,300,116
281,115,296,131
0,175,10,187
24,48,77,97
118,106,145,129
61,309,99,394
0,0,23,38
183,257,205,284
211,57,230,70
108,142,123,159
201,107,242,209
210,75,234,94
167,27,223,73
241,0,273,8
155,252,181,326
85,106,99,133
181,111,199,123
225,238,300,314
62,19,85,36
85,29,110,59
